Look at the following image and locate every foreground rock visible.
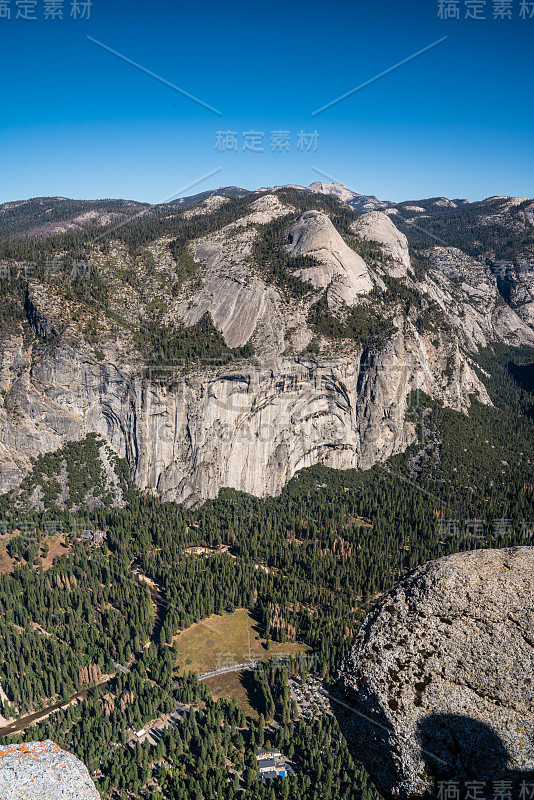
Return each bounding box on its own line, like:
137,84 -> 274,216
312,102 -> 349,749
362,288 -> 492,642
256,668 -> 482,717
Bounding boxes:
0,740 -> 100,799
336,547 -> 534,800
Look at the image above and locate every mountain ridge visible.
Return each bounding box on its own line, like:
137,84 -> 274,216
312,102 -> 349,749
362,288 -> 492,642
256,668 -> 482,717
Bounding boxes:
0,182 -> 533,506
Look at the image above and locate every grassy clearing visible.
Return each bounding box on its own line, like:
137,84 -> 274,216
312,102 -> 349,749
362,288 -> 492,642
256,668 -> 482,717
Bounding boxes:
173,608 -> 307,676
39,536 -> 69,570
0,546 -> 15,575
0,534 -> 69,575
203,671 -> 261,720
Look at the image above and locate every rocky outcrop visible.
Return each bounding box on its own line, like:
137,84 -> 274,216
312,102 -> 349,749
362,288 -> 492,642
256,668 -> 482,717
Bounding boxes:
182,194 -> 229,219
500,259 -> 534,328
0,304 -> 488,505
351,211 -> 411,278
0,740 -> 100,799
336,547 -> 534,800
25,289 -> 60,340
175,194 -> 297,355
423,247 -> 534,350
285,210 -> 374,307
307,181 -> 390,213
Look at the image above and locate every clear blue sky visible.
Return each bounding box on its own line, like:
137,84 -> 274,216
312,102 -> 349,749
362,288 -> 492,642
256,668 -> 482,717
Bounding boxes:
1,0 -> 533,203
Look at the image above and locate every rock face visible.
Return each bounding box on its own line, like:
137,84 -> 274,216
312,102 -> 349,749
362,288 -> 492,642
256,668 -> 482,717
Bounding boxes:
0,187 -> 532,506
0,321 -> 488,506
423,247 -> 534,351
285,210 -> 374,305
351,211 -> 411,278
307,181 -> 390,213
336,547 -> 534,800
0,740 -> 100,799
0,199 -> 494,505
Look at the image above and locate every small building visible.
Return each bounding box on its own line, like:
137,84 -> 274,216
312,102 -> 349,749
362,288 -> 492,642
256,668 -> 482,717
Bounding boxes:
261,770 -> 280,783
257,748 -> 281,760
79,528 -> 106,546
256,748 -> 290,781
257,758 -> 276,773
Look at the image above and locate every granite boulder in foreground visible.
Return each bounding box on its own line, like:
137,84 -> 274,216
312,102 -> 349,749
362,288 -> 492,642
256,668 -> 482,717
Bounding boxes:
336,547 -> 534,799
0,740 -> 100,799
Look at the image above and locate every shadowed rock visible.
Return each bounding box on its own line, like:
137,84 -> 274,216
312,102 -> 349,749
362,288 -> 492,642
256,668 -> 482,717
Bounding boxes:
417,714 -> 534,791
335,547 -> 534,800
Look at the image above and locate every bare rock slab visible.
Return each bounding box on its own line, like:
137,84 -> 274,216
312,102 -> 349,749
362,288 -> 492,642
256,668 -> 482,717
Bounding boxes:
336,547 -> 534,799
0,740 -> 100,799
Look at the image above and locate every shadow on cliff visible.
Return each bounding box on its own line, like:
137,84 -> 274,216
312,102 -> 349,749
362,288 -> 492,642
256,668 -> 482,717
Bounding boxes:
418,714 -> 534,792
334,697 -> 534,800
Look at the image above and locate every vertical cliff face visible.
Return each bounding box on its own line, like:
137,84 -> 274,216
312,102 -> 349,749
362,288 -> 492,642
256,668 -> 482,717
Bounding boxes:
0,311 -> 487,506
131,327 -> 488,506
0,740 -> 100,799
0,187 -> 532,505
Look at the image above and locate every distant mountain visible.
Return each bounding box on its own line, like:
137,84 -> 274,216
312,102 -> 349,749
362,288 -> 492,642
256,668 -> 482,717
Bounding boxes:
167,185 -> 252,206
306,181 -> 390,213
0,197 -> 149,238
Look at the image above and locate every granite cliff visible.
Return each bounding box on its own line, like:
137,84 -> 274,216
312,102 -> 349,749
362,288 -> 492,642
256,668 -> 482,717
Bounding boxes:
336,547 -> 534,800
0,185 -> 533,505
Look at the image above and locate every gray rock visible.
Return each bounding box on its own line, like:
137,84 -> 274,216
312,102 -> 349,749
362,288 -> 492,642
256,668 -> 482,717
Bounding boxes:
351,211 -> 411,278
422,247 -> 534,350
0,319 -> 488,506
285,210 -> 374,304
336,547 -> 534,800
0,198 -> 531,507
0,740 -> 100,799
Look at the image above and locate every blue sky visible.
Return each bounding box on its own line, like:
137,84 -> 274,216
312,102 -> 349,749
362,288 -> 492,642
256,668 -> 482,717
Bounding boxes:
1,0 -> 533,203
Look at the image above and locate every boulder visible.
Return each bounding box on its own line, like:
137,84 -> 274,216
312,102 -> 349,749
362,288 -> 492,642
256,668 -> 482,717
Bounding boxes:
0,740 -> 100,799
285,210 -> 374,304
336,547 -> 534,799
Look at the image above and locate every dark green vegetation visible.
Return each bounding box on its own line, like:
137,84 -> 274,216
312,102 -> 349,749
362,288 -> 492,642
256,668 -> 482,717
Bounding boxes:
251,187 -> 377,302
9,433 -> 127,512
0,197 -> 147,240
5,663 -> 373,800
252,214 -> 316,300
136,313 -> 254,371
0,193 -> 256,262
0,274 -> 33,341
0,187 -> 446,366
394,197 -> 534,262
0,545 -> 153,716
0,189 -> 363,366
308,295 -> 396,349
0,185 -> 533,798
